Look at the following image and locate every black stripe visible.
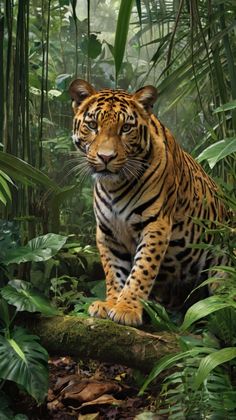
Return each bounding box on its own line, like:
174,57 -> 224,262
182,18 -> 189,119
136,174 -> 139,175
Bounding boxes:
139,124 -> 143,140
162,265 -> 175,273
136,243 -> 146,253
109,247 -> 131,262
164,182 -> 176,205
119,160 -> 163,214
76,119 -> 81,131
143,125 -> 148,141
99,222 -> 114,238
95,184 -> 112,211
133,191 -> 162,216
94,197 -> 110,223
132,212 -> 161,231
183,180 -> 189,193
173,221 -> 184,231
131,171 -> 169,216
176,247 -> 192,260
189,224 -> 195,243
113,265 -> 130,277
110,180 -> 129,194
112,178 -> 138,204
169,238 -> 185,248
182,256 -> 193,267
151,119 -> 159,135
210,202 -> 217,220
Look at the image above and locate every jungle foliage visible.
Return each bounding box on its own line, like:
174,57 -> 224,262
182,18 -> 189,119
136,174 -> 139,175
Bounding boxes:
0,0 -> 235,418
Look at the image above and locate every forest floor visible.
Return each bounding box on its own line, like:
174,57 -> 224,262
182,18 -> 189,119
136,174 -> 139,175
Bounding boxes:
12,356 -> 160,420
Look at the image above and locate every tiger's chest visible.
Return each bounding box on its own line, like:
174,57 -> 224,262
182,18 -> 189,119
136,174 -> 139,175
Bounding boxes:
94,187 -> 144,252
110,213 -> 137,254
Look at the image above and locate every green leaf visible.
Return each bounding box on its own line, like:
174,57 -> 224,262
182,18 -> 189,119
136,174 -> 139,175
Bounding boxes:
141,300 -> 177,332
113,0 -> 134,81
56,73 -> 71,90
81,34 -> 102,59
197,137 -> 236,168
213,100 -> 236,113
135,0 -> 142,26
139,347 -> 213,395
180,296 -> 236,332
194,347 -> 236,389
185,276 -> 226,300
1,280 -> 59,315
0,326 -> 48,403
0,169 -> 14,186
211,265 -> 236,276
0,169 -> 14,205
4,233 -> 67,265
0,151 -> 60,191
48,89 -> 62,98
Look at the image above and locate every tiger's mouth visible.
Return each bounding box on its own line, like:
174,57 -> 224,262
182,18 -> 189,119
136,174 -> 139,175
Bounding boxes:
92,167 -> 125,182
96,169 -> 113,175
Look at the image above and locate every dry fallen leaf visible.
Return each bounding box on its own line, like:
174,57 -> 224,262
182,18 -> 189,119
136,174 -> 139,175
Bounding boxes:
47,388 -> 56,402
79,394 -> 123,409
62,380 -> 122,403
49,356 -> 75,367
78,413 -> 101,420
55,374 -> 81,391
47,398 -> 64,411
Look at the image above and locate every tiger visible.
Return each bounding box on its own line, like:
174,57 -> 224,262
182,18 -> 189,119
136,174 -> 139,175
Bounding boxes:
69,78 -> 226,326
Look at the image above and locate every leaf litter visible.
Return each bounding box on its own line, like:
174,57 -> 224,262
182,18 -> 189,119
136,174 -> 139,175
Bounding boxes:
10,355 -> 158,419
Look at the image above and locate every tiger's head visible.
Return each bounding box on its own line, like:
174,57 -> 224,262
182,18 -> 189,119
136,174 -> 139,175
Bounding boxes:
69,79 -> 157,182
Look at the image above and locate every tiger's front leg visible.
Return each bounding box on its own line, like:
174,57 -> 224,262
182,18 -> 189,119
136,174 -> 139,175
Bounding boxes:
88,225 -> 132,320
108,222 -> 171,326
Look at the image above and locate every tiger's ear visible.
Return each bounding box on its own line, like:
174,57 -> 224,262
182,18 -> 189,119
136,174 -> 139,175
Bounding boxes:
69,79 -> 96,113
133,85 -> 157,111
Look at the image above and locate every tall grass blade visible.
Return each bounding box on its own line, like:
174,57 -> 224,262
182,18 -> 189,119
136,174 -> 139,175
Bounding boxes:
194,348 -> 236,390
113,0 -> 134,83
197,137 -> 236,168
139,347 -> 213,395
0,151 -> 60,191
181,296 -> 236,332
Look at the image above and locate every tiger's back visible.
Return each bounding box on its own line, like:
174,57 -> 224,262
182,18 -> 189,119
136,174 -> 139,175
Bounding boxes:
69,79 -> 226,326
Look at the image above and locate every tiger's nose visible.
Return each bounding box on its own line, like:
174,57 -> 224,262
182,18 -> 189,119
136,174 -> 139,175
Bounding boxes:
97,152 -> 117,163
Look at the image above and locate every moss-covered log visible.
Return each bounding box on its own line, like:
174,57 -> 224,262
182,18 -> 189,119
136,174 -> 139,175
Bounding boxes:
27,315 -> 180,371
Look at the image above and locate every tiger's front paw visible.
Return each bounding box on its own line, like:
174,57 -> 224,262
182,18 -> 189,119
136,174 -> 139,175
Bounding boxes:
108,301 -> 143,326
88,300 -> 116,320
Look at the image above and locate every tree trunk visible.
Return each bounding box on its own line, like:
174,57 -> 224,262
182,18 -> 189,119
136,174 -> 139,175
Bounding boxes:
28,315 -> 180,371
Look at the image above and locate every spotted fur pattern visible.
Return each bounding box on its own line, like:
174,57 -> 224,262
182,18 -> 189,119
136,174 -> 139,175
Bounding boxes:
69,79 -> 226,326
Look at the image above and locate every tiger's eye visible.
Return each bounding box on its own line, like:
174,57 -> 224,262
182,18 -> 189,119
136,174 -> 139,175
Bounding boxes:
87,121 -> 97,130
121,123 -> 132,133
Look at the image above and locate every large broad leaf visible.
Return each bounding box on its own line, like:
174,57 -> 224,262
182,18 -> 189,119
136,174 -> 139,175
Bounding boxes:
80,34 -> 102,59
4,233 -> 67,265
1,280 -> 59,315
0,151 -> 60,191
180,296 -> 236,332
0,327 -> 48,403
197,137 -> 236,168
194,347 -> 236,390
113,0 -> 134,81
0,169 -> 14,206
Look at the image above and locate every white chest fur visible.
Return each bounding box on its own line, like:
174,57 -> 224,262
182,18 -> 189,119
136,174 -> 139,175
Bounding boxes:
110,211 -> 137,254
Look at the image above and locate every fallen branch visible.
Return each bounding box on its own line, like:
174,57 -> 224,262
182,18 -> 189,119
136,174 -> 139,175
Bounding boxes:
27,315 -> 180,371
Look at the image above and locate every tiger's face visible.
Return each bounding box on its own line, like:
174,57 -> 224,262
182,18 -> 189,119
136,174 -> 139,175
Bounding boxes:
69,79 -> 157,182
